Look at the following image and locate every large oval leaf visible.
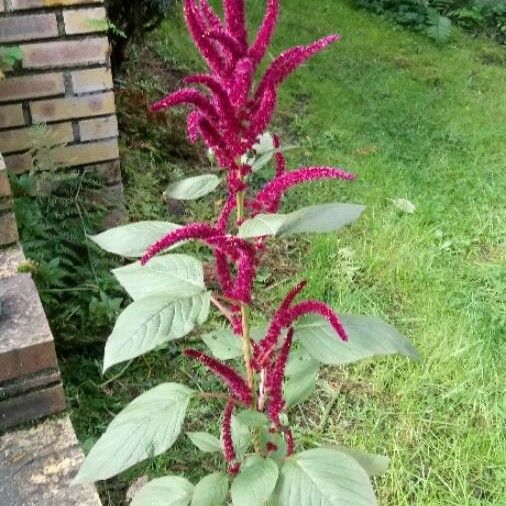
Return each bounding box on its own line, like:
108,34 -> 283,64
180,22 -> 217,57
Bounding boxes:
202,326 -> 266,361
74,384 -> 193,483
132,476 -> 194,506
90,221 -> 181,258
164,174 -> 220,200
239,203 -> 365,239
113,254 -> 205,301
295,314 -> 420,366
334,447 -> 389,477
187,432 -> 222,453
231,456 -> 279,506
275,448 -> 377,506
284,349 -> 320,407
202,329 -> 243,360
104,292 -> 210,371
191,472 -> 228,506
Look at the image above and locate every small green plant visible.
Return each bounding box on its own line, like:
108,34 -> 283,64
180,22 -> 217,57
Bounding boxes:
12,125 -> 124,347
0,46 -> 22,78
75,1 -> 419,504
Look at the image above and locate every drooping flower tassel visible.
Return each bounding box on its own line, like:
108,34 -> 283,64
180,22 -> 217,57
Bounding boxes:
252,166 -> 356,213
221,399 -> 241,475
184,349 -> 253,405
266,329 -> 294,426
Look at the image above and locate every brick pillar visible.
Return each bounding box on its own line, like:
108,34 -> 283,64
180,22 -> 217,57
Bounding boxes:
0,0 -> 124,224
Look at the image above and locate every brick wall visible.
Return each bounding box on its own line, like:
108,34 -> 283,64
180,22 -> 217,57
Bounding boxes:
0,0 -> 123,219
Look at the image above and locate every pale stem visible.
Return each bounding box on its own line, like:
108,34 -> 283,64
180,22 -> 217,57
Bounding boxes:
210,293 -> 236,327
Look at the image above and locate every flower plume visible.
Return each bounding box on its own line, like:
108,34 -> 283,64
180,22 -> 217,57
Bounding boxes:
184,349 -> 252,405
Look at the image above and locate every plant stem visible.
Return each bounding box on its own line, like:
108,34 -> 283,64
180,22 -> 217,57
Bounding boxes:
235,161 -> 255,397
235,161 -> 262,455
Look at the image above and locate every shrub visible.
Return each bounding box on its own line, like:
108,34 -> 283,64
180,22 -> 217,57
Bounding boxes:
75,1 -> 419,503
105,0 -> 173,69
355,0 -> 506,43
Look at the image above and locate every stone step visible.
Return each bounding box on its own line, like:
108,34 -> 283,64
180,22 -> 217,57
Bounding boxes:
0,415 -> 102,505
0,245 -> 67,430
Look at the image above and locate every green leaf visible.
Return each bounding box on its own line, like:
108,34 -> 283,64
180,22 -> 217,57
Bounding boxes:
284,350 -> 320,407
202,326 -> 266,360
90,221 -> 181,257
334,447 -> 389,477
427,15 -> 452,43
132,476 -> 194,506
231,415 -> 252,459
236,410 -> 269,428
391,198 -> 416,214
113,254 -> 205,301
164,174 -> 220,200
231,456 -> 279,506
295,314 -> 420,366
74,384 -> 193,483
202,329 -> 243,360
191,472 -> 228,506
187,432 -> 222,453
275,448 -> 377,505
258,428 -> 288,462
104,292 -> 210,371
239,203 -> 365,239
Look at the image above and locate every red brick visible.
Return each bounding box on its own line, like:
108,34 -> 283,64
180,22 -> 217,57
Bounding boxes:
0,122 -> 74,154
64,7 -> 107,35
79,115 -> 118,141
31,91 -> 115,123
10,0 -> 103,10
21,38 -> 110,69
4,152 -> 33,174
52,138 -> 119,167
0,14 -> 58,43
71,67 -> 113,94
0,104 -> 25,129
0,73 -> 65,102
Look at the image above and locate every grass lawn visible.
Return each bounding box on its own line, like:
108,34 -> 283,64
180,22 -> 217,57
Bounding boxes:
61,1 -> 505,504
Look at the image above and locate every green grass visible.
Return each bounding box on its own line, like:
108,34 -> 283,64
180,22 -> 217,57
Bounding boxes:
62,1 -> 505,504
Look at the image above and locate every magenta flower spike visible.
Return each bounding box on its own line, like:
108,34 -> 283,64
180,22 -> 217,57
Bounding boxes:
286,301 -> 349,342
248,0 -> 280,64
224,0 -> 248,50
183,0 -> 227,75
273,133 -> 286,176
184,349 -> 253,405
141,223 -> 219,265
199,0 -> 223,31
255,35 -> 341,100
253,166 -> 356,213
150,88 -> 220,121
267,328 -> 294,425
230,57 -> 255,108
222,399 -> 237,466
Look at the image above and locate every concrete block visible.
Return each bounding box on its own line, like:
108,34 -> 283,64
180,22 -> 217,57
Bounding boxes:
0,274 -> 57,383
0,416 -> 102,504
